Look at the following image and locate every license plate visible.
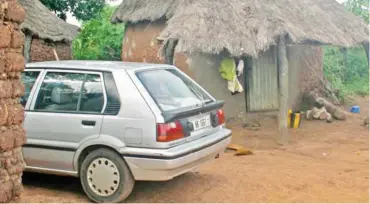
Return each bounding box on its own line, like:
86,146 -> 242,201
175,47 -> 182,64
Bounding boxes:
191,115 -> 211,131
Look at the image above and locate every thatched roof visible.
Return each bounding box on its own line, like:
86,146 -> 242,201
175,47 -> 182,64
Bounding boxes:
112,0 -> 369,57
19,0 -> 80,43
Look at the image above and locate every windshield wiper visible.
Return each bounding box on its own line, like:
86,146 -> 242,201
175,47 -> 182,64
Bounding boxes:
204,99 -> 213,104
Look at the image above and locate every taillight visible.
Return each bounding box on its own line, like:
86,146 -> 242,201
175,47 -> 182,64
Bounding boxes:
217,109 -> 225,125
157,121 -> 184,142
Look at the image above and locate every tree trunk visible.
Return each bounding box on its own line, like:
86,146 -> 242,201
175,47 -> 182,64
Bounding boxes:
0,0 -> 27,202
362,41 -> 369,65
277,36 -> 289,145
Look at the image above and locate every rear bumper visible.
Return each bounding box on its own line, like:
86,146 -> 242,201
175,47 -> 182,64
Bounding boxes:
121,128 -> 231,181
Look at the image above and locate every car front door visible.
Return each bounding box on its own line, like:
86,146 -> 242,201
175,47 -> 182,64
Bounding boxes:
23,69 -> 106,173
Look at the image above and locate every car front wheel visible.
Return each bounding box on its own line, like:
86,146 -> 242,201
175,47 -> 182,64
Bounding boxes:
80,148 -> 135,203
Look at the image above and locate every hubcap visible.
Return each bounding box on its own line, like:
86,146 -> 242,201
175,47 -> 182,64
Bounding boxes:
87,158 -> 120,197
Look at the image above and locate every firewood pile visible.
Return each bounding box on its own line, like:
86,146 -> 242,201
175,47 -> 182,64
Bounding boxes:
306,97 -> 347,123
0,0 -> 26,202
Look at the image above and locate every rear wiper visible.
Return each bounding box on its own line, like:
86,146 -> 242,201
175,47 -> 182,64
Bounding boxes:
203,99 -> 213,105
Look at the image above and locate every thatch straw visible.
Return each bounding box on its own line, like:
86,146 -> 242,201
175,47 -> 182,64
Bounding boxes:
111,0 -> 177,23
19,0 -> 80,43
112,0 -> 368,57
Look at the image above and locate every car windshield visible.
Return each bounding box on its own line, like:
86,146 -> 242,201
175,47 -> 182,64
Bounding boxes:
136,69 -> 213,112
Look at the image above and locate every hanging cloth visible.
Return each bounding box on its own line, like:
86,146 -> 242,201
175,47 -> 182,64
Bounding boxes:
237,59 -> 244,77
219,58 -> 243,94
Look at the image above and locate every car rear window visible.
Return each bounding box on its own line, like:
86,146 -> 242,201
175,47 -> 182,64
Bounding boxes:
136,69 -> 213,112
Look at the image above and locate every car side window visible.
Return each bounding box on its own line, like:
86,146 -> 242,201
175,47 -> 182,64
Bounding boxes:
79,74 -> 105,113
21,71 -> 41,107
34,72 -> 85,112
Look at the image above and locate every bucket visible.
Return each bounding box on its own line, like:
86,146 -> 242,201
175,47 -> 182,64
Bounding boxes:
288,109 -> 303,128
350,105 -> 360,113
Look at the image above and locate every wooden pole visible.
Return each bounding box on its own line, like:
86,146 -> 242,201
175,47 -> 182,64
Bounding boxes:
164,39 -> 178,65
277,36 -> 289,145
23,34 -> 32,63
53,48 -> 59,61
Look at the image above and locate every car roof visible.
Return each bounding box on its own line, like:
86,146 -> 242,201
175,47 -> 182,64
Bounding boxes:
26,60 -> 173,71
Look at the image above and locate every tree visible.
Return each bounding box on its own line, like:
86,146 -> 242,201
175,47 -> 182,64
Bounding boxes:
72,6 -> 125,61
322,0 -> 369,100
40,0 -> 114,21
344,0 -> 369,23
343,0 -> 369,63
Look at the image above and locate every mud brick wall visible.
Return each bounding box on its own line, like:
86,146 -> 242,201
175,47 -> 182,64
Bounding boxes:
0,0 -> 26,202
30,38 -> 73,62
122,22 -> 194,78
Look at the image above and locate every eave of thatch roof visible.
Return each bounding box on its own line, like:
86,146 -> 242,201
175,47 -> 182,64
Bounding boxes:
112,0 -> 369,57
19,0 -> 80,43
111,0 -> 177,23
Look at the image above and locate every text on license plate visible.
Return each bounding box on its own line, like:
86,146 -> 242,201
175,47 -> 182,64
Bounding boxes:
192,115 -> 211,131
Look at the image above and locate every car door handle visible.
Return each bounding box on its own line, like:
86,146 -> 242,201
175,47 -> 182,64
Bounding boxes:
81,120 -> 96,126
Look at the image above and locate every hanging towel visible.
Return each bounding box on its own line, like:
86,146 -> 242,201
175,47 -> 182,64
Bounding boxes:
237,59 -> 244,77
220,58 -> 243,94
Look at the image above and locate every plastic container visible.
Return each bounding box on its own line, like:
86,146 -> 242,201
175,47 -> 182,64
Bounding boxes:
288,110 -> 303,128
350,106 -> 360,113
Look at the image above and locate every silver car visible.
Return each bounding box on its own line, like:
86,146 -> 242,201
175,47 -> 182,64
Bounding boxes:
21,61 -> 232,203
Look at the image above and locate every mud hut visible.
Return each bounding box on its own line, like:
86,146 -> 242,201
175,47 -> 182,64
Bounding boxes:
112,0 -> 368,143
18,0 -> 79,63
0,0 -> 27,202
112,0 -> 368,112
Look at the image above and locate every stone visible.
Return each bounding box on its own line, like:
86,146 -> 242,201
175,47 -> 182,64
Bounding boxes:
0,80 -> 12,99
0,126 -> 14,151
0,168 -> 10,183
0,57 -> 5,74
11,79 -> 25,98
11,29 -> 24,49
0,103 -> 9,126
5,52 -> 25,73
13,125 -> 26,147
6,103 -> 24,125
0,25 -> 11,48
0,180 -> 12,203
7,160 -> 23,175
5,1 -> 25,23
12,176 -> 23,197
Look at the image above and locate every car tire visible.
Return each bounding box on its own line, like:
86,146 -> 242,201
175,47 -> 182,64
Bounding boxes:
80,148 -> 135,203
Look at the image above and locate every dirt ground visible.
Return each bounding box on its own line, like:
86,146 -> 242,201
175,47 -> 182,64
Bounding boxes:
18,96 -> 369,203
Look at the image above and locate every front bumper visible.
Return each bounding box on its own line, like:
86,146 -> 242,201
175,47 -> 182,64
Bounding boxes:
121,128 -> 231,181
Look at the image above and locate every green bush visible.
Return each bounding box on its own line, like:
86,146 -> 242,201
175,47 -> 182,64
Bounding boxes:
72,6 -> 125,61
323,46 -> 369,100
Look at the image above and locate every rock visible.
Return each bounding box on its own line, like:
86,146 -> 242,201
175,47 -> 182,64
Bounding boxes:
306,110 -> 314,120
326,113 -> 333,123
316,97 -> 347,120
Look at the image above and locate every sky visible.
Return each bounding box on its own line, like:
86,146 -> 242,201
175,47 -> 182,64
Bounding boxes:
66,0 -> 347,27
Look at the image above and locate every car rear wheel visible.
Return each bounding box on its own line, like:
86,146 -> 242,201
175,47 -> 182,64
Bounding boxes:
80,148 -> 135,203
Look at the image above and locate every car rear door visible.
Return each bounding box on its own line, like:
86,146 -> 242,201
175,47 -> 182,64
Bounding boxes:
23,69 -> 106,172
126,66 -> 225,147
